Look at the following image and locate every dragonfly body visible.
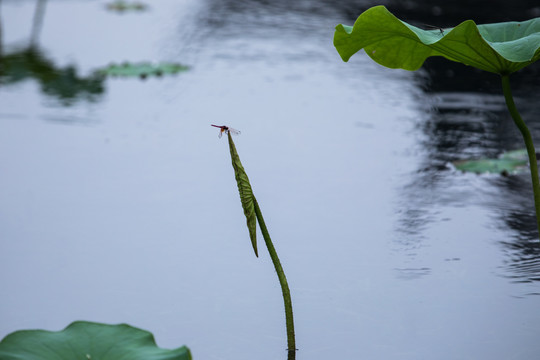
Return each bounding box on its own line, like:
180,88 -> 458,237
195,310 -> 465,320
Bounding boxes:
422,23 -> 445,35
211,124 -> 241,138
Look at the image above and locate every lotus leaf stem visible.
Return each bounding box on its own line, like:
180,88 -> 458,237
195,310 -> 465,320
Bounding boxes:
253,198 -> 296,357
501,74 -> 540,235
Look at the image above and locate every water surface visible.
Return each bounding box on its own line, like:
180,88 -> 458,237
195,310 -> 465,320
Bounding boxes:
1,1 -> 540,359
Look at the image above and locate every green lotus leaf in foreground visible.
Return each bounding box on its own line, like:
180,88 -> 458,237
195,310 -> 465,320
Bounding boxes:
96,62 -> 189,79
334,5 -> 540,74
0,321 -> 192,360
453,149 -> 530,174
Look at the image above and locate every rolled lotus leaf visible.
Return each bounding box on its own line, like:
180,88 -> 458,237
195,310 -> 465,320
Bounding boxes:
227,131 -> 258,257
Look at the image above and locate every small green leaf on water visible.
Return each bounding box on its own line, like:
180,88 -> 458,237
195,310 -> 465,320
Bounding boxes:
96,62 -> 189,79
500,149 -> 528,160
106,1 -> 148,12
227,131 -> 258,257
453,149 -> 530,174
0,321 -> 192,360
334,5 -> 540,74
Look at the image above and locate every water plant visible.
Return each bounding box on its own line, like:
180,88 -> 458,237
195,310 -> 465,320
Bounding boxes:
105,1 -> 148,13
0,321 -> 191,360
453,149 -> 532,175
211,125 -> 296,358
334,5 -> 540,233
96,62 -> 189,79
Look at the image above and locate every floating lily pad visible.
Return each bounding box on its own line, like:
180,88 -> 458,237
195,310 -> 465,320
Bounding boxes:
453,149 -> 531,175
499,149 -> 529,160
0,321 -> 192,360
96,62 -> 189,79
106,1 -> 148,12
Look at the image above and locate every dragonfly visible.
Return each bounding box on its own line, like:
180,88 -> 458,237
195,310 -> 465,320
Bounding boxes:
422,23 -> 446,35
211,124 -> 241,138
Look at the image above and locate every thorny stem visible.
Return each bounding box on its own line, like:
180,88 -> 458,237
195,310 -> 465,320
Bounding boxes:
501,74 -> 540,236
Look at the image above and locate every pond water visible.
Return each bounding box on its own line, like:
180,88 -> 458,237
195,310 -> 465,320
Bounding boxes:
1,0 -> 540,359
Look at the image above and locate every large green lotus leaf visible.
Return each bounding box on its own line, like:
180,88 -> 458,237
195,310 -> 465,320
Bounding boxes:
453,149 -> 529,174
334,5 -> 540,74
0,321 -> 192,360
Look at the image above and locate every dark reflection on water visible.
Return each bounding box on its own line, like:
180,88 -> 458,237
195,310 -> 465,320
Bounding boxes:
418,66 -> 540,281
190,0 -> 356,64
0,0 -> 105,106
202,0 -> 350,25
30,0 -> 47,48
493,175 -> 540,282
397,78 -> 540,281
344,0 -> 540,282
501,222 -> 540,283
0,47 -> 105,105
380,0 -> 540,24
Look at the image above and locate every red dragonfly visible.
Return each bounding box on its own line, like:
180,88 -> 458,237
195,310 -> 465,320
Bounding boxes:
211,124 -> 241,138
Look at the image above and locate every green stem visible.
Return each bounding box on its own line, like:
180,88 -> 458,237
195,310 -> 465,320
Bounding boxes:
253,198 -> 296,356
501,74 -> 540,235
